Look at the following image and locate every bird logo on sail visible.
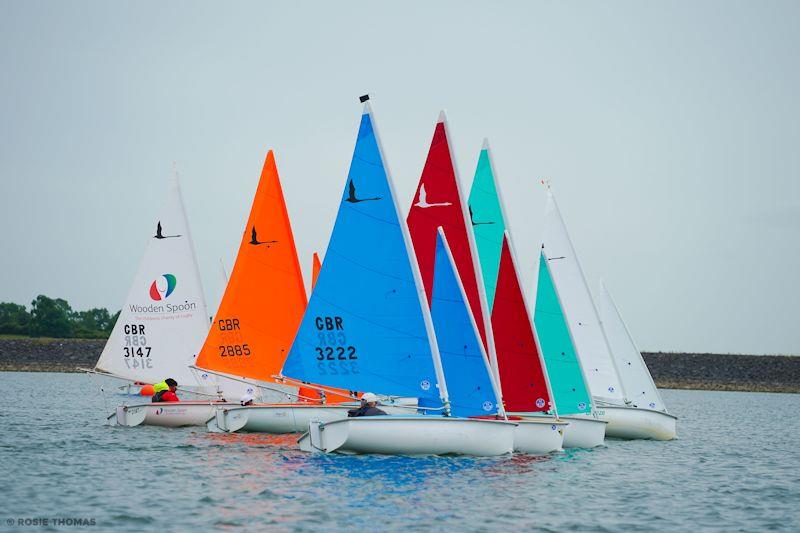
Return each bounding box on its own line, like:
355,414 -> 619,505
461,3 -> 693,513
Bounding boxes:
149,274 -> 177,301
414,184 -> 451,209
345,179 -> 381,203
154,221 -> 181,239
468,206 -> 494,226
249,226 -> 278,248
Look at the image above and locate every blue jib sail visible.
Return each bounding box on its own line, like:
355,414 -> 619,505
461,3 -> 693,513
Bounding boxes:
281,108 -> 441,406
430,229 -> 499,418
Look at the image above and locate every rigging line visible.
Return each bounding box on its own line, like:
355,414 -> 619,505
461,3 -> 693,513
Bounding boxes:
191,366 -> 334,403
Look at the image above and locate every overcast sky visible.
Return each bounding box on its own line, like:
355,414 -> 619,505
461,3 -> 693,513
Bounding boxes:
1,1 -> 798,355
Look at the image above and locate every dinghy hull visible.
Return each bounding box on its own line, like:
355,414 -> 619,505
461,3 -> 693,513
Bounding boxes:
509,413 -> 606,448
299,416 -> 516,456
597,405 -> 677,441
206,402 -> 415,434
560,416 -> 607,448
206,404 -> 353,434
109,401 -> 239,428
512,419 -> 567,454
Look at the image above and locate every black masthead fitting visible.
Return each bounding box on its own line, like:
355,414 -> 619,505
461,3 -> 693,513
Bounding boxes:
359,94 -> 370,103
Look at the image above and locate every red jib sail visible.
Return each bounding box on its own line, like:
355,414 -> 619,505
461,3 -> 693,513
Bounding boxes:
406,114 -> 490,350
491,236 -> 552,412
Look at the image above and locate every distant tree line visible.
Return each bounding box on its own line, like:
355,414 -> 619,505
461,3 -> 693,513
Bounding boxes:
0,295 -> 120,339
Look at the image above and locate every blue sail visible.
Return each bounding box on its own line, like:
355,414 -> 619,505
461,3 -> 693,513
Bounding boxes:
430,230 -> 499,417
282,108 -> 441,407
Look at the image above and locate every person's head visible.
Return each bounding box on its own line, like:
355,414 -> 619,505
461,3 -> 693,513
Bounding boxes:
361,392 -> 379,407
165,378 -> 178,392
240,394 -> 255,406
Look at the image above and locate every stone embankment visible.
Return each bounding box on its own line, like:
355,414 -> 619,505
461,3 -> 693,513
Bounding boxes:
0,338 -> 798,393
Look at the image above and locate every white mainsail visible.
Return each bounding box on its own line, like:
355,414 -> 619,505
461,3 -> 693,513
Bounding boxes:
599,281 -> 668,412
94,171 -> 210,387
541,190 -> 625,405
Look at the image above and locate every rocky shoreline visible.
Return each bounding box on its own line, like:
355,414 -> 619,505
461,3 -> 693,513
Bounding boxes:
0,338 -> 798,393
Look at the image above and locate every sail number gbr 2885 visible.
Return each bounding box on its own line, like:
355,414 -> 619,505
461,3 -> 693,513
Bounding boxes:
216,318 -> 251,357
314,316 -> 358,375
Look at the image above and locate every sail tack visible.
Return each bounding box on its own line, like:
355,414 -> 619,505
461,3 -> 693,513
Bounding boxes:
541,191 -> 624,405
431,229 -> 501,417
281,106 -> 442,406
95,173 -> 210,386
599,282 -> 667,412
534,251 -> 593,415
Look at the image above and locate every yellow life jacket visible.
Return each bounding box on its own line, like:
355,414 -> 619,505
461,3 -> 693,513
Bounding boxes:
152,381 -> 169,394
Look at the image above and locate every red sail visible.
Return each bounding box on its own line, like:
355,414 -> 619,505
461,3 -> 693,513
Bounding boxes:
406,118 -> 488,348
492,237 -> 552,412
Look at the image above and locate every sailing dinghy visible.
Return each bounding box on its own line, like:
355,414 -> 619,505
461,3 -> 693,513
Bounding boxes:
199,151 -> 366,434
534,251 -> 607,447
466,141 -> 602,447
290,100 -> 515,456
95,169 -> 239,427
541,188 -> 675,440
598,281 -> 677,440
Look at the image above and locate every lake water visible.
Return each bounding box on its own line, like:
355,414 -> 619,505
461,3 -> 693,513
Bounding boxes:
1,372 -> 798,531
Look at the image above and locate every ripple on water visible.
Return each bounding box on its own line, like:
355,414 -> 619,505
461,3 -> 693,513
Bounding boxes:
1,373 -> 800,530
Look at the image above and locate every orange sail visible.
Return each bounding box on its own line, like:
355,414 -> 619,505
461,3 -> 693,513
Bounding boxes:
311,252 -> 322,289
195,151 -> 307,383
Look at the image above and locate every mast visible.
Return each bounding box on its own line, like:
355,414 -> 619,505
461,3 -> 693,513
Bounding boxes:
438,112 -> 502,414
503,229 -> 559,418
480,138 -> 560,415
366,98 -> 450,414
437,227 -> 505,417
538,248 -> 598,416
543,186 -> 626,405
172,163 -> 210,341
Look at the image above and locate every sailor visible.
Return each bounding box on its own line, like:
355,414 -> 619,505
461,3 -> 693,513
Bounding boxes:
151,378 -> 179,403
347,392 -> 387,417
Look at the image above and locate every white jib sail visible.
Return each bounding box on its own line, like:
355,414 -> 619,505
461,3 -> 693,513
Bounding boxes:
94,171 -> 210,387
541,190 -> 625,405
599,281 -> 668,412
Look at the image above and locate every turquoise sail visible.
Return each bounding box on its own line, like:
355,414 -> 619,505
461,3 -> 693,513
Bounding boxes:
533,252 -> 592,415
467,143 -> 506,311
430,230 -> 499,417
281,108 -> 441,406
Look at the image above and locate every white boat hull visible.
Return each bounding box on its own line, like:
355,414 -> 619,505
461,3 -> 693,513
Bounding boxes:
597,405 -> 677,440
298,416 -> 516,456
109,401 -> 239,428
509,412 -> 607,448
512,418 -> 567,454
560,416 -> 607,448
206,404 -> 354,434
